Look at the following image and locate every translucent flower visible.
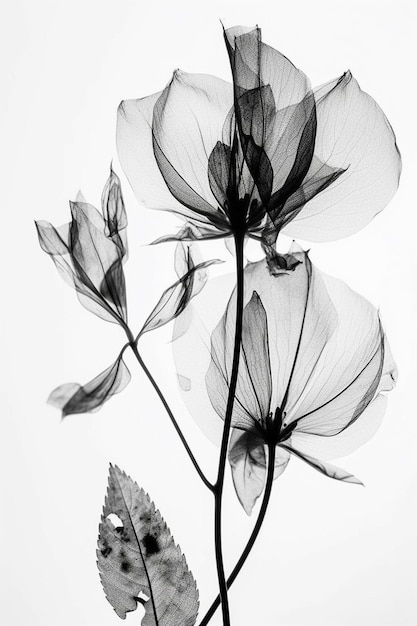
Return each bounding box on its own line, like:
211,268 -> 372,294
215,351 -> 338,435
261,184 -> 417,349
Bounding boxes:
117,25 -> 400,249
36,166 -> 129,325
174,246 -> 397,514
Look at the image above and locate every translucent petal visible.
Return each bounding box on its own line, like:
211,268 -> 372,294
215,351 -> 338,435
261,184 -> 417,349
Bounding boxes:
205,291 -> 272,430
224,26 -> 310,110
286,272 -> 397,436
228,429 -> 267,515
242,254 -> 338,413
291,394 -> 388,460
101,165 -> 128,251
228,429 -> 290,515
117,90 -> 187,215
36,219 -> 121,323
224,26 -> 316,196
152,71 -> 234,223
284,72 -> 401,241
48,352 -> 131,417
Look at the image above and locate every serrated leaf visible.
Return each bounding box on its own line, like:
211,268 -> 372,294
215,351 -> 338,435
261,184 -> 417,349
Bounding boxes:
97,465 -> 199,625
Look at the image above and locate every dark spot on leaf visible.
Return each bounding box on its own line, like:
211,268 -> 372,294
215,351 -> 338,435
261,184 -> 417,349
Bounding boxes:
143,533 -> 160,556
121,560 -> 131,573
101,544 -> 112,558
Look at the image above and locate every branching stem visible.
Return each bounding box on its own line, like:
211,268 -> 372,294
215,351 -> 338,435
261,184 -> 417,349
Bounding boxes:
212,233 -> 245,626
200,442 -> 276,626
126,331 -> 214,492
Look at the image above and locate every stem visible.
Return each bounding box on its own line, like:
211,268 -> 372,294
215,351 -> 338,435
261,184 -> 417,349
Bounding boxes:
200,442 -> 276,626
128,338 -> 214,492
213,233 -> 245,626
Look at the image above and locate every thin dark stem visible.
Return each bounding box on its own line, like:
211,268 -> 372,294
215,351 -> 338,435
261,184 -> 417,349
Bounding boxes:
213,233 -> 245,626
128,337 -> 214,492
200,442 -> 276,626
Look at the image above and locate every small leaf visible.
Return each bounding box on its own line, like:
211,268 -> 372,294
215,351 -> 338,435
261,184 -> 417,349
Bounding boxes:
139,258 -> 222,337
98,465 -> 199,625
279,444 -> 363,485
48,352 -> 131,417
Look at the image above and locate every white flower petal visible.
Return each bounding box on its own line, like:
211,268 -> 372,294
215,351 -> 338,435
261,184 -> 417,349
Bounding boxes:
284,72 -> 401,241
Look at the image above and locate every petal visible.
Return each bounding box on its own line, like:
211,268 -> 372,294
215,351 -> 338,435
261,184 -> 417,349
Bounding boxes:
291,393 -> 388,460
117,90 -> 186,214
101,165 -> 128,250
48,352 -> 131,417
152,71 -> 234,223
69,201 -> 127,322
173,273 -> 236,445
36,219 -> 122,324
280,443 -> 363,485
224,26 -> 310,111
205,290 -> 273,430
224,26 -> 316,196
284,72 -> 401,241
288,271 -> 397,437
228,429 -> 267,515
229,429 -> 290,515
242,252 -> 338,413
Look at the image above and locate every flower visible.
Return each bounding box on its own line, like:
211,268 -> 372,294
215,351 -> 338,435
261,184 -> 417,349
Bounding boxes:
174,246 -> 397,514
117,25 -> 400,249
36,166 -> 129,325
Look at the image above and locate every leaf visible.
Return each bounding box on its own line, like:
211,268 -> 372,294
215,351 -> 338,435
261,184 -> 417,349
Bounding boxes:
139,258 -> 222,337
48,351 -> 131,417
98,465 -> 199,625
279,444 -> 363,485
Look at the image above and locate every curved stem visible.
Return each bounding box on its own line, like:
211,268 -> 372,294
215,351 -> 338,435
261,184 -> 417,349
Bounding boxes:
128,339 -> 214,492
200,442 -> 276,626
213,233 -> 245,626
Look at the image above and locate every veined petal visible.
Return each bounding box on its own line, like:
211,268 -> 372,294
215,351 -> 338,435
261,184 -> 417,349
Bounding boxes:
117,90 -> 187,215
48,352 -> 131,417
101,165 -> 128,250
228,429 -> 291,515
69,201 -> 127,322
228,429 -> 267,515
291,393 -> 388,460
286,271 -> 397,437
152,70 -> 233,223
284,71 -> 401,241
224,26 -> 310,111
35,219 -> 122,324
205,291 -> 273,430
224,26 -> 316,201
242,252 -> 338,412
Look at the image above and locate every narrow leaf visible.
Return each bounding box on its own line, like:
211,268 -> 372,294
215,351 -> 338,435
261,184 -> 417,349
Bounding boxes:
279,444 -> 363,485
98,465 -> 199,625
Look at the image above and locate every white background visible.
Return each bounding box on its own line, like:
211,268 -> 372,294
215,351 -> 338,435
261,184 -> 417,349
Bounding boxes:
1,0 -> 416,624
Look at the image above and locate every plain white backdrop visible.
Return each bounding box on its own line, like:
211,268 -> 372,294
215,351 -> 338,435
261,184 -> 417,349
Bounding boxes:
1,0 -> 416,624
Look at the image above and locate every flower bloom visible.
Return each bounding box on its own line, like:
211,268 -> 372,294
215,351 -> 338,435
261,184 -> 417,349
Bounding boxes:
174,246 -> 397,514
117,26 -> 400,250
36,167 -> 129,325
